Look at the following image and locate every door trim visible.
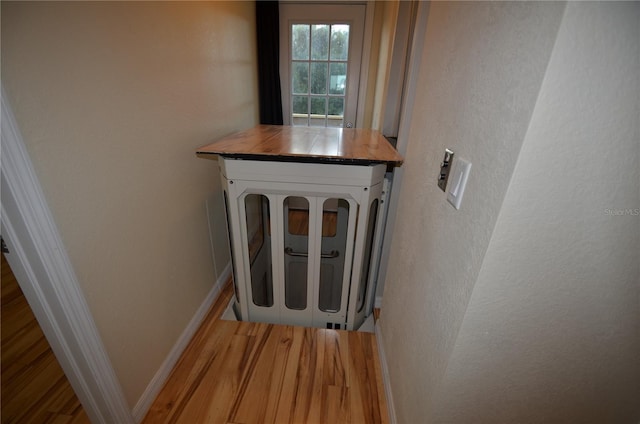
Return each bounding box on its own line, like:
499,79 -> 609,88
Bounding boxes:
0,87 -> 134,423
356,0 -> 376,128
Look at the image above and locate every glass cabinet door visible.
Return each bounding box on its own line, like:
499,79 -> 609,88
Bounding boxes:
283,196 -> 309,310
318,198 -> 350,313
244,194 -> 273,308
356,199 -> 379,313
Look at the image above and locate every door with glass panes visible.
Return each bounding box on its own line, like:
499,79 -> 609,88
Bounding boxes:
280,4 -> 365,128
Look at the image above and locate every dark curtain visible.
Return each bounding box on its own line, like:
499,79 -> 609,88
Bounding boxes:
256,1 -> 284,125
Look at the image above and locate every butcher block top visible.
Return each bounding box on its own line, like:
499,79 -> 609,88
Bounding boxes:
196,125 -> 403,166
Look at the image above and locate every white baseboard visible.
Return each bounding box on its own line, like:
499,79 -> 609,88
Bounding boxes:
132,263 -> 231,422
375,324 -> 397,424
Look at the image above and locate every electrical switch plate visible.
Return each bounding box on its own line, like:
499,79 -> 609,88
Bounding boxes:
437,149 -> 454,191
447,158 -> 471,210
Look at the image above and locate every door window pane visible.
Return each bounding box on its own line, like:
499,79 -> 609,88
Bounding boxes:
330,25 -> 349,61
327,98 -> 344,128
329,63 -> 347,95
310,98 -> 327,127
292,25 -> 310,60
311,25 -> 329,60
328,98 -> 344,118
292,62 -> 309,94
310,98 -> 326,115
292,96 -> 308,126
310,63 -> 328,95
292,96 -> 308,114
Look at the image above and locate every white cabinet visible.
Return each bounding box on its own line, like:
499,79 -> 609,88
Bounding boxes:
198,125 -> 403,330
220,158 -> 385,331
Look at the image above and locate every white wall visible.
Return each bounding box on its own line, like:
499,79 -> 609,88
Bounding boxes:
381,1 -> 639,422
1,1 -> 258,407
431,2 -> 640,422
378,2 -> 566,422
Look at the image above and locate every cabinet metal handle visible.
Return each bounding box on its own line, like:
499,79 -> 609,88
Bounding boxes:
284,247 -> 339,259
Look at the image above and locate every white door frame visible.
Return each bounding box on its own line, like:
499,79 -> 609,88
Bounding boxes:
0,87 -> 134,423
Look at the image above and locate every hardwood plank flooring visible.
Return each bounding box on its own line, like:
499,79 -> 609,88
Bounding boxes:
143,282 -> 388,424
1,253 -> 89,424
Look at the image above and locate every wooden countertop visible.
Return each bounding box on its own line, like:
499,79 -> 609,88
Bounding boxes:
196,125 -> 403,165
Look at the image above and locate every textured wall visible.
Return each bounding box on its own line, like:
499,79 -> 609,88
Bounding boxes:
1,1 -> 257,407
431,2 -> 640,422
378,2 -> 565,422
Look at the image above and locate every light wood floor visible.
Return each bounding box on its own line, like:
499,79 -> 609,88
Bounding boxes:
143,281 -> 388,424
1,253 -> 90,424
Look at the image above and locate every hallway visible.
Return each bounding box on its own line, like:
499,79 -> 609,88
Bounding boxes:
143,283 -> 388,423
